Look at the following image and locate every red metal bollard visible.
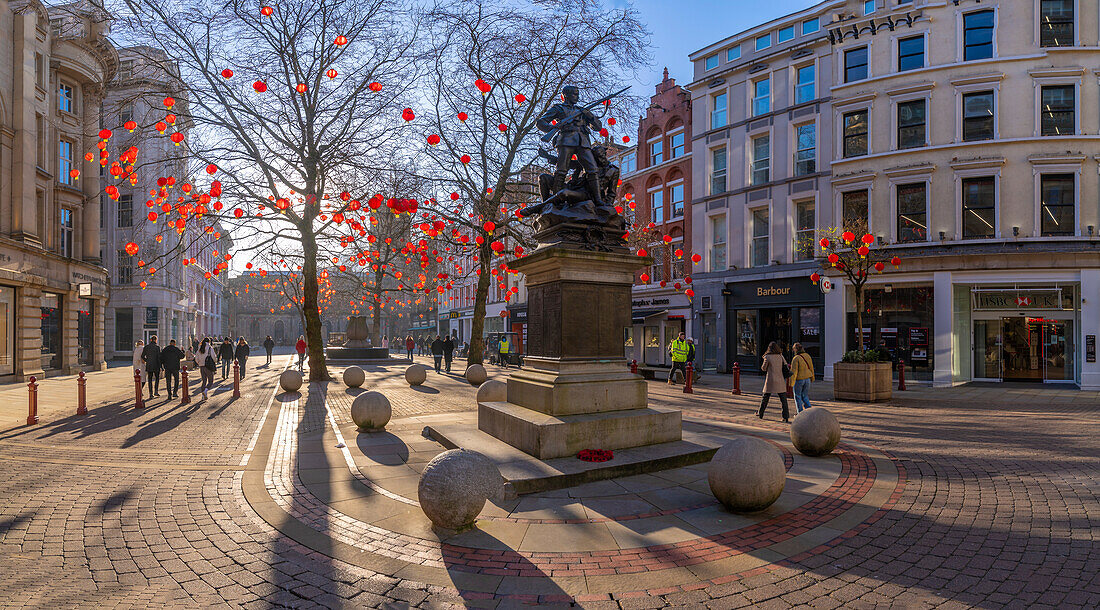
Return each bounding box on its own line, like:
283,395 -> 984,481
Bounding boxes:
683,362 -> 694,394
732,362 -> 741,395
232,360 -> 241,398
630,359 -> 638,374
134,368 -> 145,409
27,376 -> 39,426
180,366 -> 191,405
898,361 -> 907,391
77,371 -> 87,416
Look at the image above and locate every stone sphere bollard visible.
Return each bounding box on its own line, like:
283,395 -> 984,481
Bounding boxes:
417,449 -> 502,530
708,436 -> 786,513
790,407 -> 841,457
476,379 -> 507,403
351,391 -> 391,432
464,364 -> 487,386
279,369 -> 303,392
405,364 -> 427,386
342,366 -> 365,388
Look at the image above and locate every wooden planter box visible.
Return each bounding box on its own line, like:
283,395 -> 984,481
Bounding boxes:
833,362 -> 892,402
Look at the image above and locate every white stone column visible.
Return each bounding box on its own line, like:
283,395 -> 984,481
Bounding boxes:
823,281 -> 847,381
933,271 -> 954,387
1079,269 -> 1100,390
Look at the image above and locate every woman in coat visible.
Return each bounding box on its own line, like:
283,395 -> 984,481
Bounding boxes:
132,340 -> 146,386
790,342 -> 814,414
234,337 -> 250,379
195,337 -> 218,400
759,341 -> 791,423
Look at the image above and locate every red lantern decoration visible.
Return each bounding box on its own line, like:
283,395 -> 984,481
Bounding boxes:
253,81 -> 267,93
147,211 -> 158,222
326,69 -> 338,79
98,129 -> 112,140
891,256 -> 901,268
170,132 -> 184,145
857,245 -> 870,258
163,96 -> 175,109
123,120 -> 137,132
599,128 -> 608,137
155,121 -> 167,133
607,117 -> 617,126
483,221 -> 496,233
498,123 -> 508,132
514,93 -> 526,103
233,208 -> 244,218
640,273 -> 650,283
842,231 -> 855,243
260,6 -> 273,16
874,261 -> 885,272
334,35 -> 348,46
295,83 -> 308,93
691,253 -> 702,263
622,136 -> 630,143
368,81 -> 382,92
457,112 -> 468,122
125,242 -> 139,256
827,253 -> 840,265
810,272 -> 820,285
206,164 -> 217,175
861,233 -> 875,245
401,108 -> 415,121
474,79 -> 491,94
685,288 -> 695,297
460,154 -> 471,164
819,237 -> 830,249
637,248 -> 647,257
221,68 -> 233,79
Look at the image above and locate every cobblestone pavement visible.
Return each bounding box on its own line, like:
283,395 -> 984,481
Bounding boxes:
0,355 -> 1096,608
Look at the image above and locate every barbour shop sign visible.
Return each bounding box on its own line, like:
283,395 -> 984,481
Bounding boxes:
757,286 -> 791,297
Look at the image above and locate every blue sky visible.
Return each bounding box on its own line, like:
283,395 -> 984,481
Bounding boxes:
616,0 -> 817,94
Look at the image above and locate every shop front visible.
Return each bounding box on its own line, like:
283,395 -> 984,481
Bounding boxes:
967,285 -> 1077,383
627,292 -> 692,366
845,284 -> 935,382
725,277 -> 824,375
506,305 -> 527,354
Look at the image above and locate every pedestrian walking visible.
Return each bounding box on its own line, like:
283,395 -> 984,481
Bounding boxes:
160,339 -> 184,399
431,335 -> 444,373
442,334 -> 455,372
132,339 -> 146,393
667,331 -> 689,384
218,337 -> 234,380
295,335 -> 307,371
235,337 -> 250,379
405,335 -> 415,360
791,343 -> 814,414
498,335 -> 511,369
758,341 -> 791,423
263,335 -> 275,365
381,335 -> 389,350
196,338 -> 218,400
190,335 -> 199,353
141,335 -> 163,398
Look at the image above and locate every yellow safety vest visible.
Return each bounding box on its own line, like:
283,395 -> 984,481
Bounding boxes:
499,340 -> 509,354
670,339 -> 689,362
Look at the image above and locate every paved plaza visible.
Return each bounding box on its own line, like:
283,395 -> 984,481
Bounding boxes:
0,357 -> 1096,608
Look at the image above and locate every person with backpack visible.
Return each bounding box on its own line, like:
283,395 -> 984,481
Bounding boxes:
196,338 -> 218,400
263,335 -> 275,365
791,343 -> 814,414
218,337 -> 234,380
759,341 -> 791,423
235,337 -> 250,379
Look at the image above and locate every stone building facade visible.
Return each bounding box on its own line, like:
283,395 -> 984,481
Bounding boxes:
225,275 -> 303,347
0,0 -> 114,380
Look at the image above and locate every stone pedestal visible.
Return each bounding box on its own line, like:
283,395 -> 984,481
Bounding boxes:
477,247 -> 682,459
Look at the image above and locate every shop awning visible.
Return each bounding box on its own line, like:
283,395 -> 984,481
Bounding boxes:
632,309 -> 668,324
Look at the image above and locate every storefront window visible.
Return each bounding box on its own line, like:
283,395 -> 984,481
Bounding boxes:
847,286 -> 935,381
0,287 -> 14,375
703,313 -> 718,370
644,326 -> 660,348
736,311 -> 758,356
41,293 -> 62,370
78,299 -> 93,365
115,308 -> 133,352
623,327 -> 634,347
798,307 -> 822,364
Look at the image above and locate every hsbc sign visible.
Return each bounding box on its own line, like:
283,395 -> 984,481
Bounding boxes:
973,290 -> 1063,311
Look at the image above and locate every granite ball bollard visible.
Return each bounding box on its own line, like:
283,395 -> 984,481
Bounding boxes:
351,391 -> 391,432
417,449 -> 502,530
342,366 -> 365,388
464,364 -> 487,386
279,370 -> 303,392
790,407 -> 841,457
476,379 -> 507,403
405,364 -> 427,386
708,436 -> 786,513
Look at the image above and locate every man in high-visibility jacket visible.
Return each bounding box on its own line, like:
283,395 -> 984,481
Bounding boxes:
668,331 -> 689,385
498,337 -> 510,368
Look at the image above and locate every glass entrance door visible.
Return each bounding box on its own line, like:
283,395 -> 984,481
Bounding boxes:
973,320 -> 1002,379
997,317 -> 1075,382
1002,317 -> 1041,381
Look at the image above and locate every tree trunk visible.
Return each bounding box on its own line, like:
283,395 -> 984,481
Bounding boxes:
466,242 -> 492,366
855,285 -> 865,352
301,228 -> 328,381
370,269 -> 383,346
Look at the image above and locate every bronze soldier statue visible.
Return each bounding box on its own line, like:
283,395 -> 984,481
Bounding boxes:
536,85 -> 604,208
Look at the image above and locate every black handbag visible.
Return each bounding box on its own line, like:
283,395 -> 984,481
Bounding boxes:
204,354 -> 216,371
782,361 -> 792,379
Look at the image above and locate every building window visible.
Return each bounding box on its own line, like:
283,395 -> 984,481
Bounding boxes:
842,190 -> 869,227
794,123 -> 816,175
756,33 -> 771,51
120,102 -> 134,124
751,135 -> 770,185
650,139 -> 664,165
794,200 -> 815,260
898,35 -> 924,71
843,109 -> 869,158
711,92 -> 727,129
651,245 -> 667,283
897,99 -> 926,149
711,147 -> 727,194
962,91 -> 995,141
752,78 -> 770,116
670,183 -> 684,218
117,59 -> 134,80
962,177 -> 996,239
844,47 -> 868,83
60,208 -> 74,257
705,54 -> 718,71
621,151 -> 636,174
59,83 -> 73,113
727,45 -> 741,61
1040,0 -> 1073,47
117,250 -> 134,284
795,64 -> 815,104
778,25 -> 795,43
670,242 -> 686,278
1040,174 -> 1075,236
651,190 -> 664,224
963,10 -> 995,61
58,140 -> 73,184
670,132 -> 685,159
864,0 -> 876,16
1040,85 -> 1075,135
118,194 -> 133,227
115,308 -> 133,352
751,208 -> 769,267
710,215 -> 727,272
897,183 -> 927,243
